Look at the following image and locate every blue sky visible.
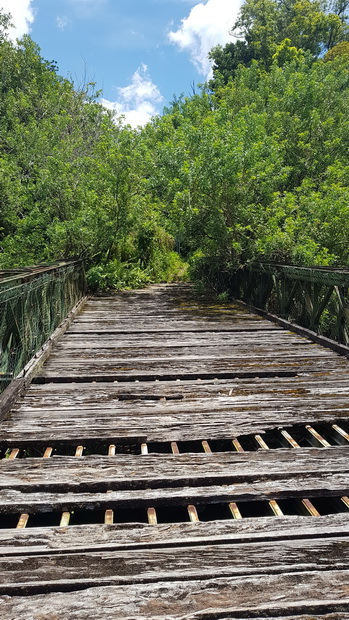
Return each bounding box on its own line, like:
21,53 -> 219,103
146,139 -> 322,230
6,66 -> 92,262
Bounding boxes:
1,0 -> 241,126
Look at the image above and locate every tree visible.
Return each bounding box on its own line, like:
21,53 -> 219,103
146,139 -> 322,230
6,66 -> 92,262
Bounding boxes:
209,0 -> 349,88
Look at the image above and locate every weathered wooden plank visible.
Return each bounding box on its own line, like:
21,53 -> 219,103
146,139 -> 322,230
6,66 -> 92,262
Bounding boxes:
231,616 -> 349,619
0,536 -> 348,592
0,421 -> 343,444
9,403 -> 349,427
0,513 -> 348,556
3,403 -> 349,443
67,321 -> 282,332
19,374 -> 349,406
74,314 -> 267,323
22,372 -> 349,390
77,305 -> 253,313
81,312 -> 249,318
0,448 -> 348,491
48,345 -> 332,361
12,392 -> 349,415
12,401 -> 349,425
60,332 -> 309,348
70,298 -> 272,324
0,472 -> 348,513
1,571 -> 349,618
55,342 -> 320,356
37,356 -> 345,380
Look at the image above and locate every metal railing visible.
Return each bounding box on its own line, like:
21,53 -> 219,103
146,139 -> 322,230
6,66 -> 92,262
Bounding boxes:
229,263 -> 349,346
0,261 -> 86,392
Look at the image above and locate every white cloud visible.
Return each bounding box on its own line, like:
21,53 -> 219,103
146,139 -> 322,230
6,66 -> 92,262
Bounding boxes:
101,64 -> 163,128
56,16 -> 70,31
0,0 -> 35,40
168,0 -> 242,78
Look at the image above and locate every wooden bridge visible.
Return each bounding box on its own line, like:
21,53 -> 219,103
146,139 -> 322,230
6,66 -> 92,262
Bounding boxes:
1,266 -> 349,618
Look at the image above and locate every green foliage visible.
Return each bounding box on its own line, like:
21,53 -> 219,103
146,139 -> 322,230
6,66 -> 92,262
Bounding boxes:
138,51 -> 349,284
324,39 -> 349,59
209,0 -> 349,87
1,2 -> 349,293
86,260 -> 151,292
0,14 -> 187,289
272,38 -> 305,65
86,251 -> 188,292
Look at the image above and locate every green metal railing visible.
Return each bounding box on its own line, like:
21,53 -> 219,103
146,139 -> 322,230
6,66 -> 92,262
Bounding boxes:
0,261 -> 86,393
229,263 -> 349,346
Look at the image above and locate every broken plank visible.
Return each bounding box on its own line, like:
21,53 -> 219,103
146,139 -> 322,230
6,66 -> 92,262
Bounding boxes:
3,406 -> 349,443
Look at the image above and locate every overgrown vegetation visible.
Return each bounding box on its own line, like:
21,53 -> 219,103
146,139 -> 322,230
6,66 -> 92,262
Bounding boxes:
0,1 -> 348,290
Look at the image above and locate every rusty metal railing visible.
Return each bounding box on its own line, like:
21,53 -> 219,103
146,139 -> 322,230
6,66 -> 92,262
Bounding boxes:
0,261 -> 86,392
228,263 -> 349,346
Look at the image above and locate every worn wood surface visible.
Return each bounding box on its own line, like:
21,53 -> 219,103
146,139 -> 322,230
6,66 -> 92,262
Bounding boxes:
0,513 -> 348,556
232,616 -> 349,619
0,448 -> 349,491
6,369 -> 349,443
0,535 -> 348,593
38,355 -> 341,380
5,375 -> 349,442
1,283 -> 349,617
0,473 -> 348,513
2,404 -> 349,442
36,288 -> 348,380
1,571 -> 349,618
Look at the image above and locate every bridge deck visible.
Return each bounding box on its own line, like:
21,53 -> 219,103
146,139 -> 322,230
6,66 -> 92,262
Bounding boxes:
1,284 -> 349,618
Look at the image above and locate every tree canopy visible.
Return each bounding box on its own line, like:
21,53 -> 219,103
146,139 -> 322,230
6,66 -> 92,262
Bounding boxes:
209,0 -> 349,88
0,2 -> 349,290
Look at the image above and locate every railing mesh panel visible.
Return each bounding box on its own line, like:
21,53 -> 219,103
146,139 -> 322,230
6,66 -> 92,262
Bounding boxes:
0,262 -> 85,392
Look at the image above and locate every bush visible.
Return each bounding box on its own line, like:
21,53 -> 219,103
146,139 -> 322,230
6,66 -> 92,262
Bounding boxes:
86,260 -> 151,292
